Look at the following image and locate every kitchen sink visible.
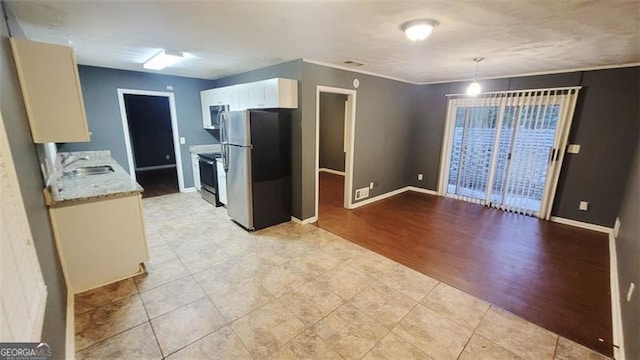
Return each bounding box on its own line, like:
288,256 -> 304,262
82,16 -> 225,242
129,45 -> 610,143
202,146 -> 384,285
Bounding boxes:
63,165 -> 114,177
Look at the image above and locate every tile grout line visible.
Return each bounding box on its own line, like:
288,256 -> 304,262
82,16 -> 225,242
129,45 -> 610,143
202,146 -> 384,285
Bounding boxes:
552,335 -> 560,359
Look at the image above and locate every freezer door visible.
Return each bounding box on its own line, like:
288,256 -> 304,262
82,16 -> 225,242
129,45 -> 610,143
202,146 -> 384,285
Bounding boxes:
226,110 -> 251,146
226,145 -> 253,229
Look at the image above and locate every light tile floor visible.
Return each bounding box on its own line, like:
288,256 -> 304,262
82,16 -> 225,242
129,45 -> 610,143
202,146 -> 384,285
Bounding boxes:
74,192 -> 610,360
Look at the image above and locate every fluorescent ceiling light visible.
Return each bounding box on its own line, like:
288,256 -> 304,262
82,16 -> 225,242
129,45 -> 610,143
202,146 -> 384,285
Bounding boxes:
143,50 -> 184,70
401,19 -> 439,41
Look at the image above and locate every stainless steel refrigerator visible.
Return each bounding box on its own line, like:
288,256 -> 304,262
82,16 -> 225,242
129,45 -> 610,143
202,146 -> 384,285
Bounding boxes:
220,110 -> 291,230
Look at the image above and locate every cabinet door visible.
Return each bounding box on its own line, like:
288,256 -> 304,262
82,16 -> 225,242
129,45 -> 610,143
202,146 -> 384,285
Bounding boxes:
216,158 -> 227,204
192,153 -> 201,190
201,90 -> 215,129
264,83 -> 278,107
10,38 -> 90,143
236,84 -> 249,110
248,85 -> 265,108
227,86 -> 239,110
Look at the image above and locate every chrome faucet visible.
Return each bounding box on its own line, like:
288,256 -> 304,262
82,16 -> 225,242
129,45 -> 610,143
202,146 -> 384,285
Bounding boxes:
62,155 -> 89,169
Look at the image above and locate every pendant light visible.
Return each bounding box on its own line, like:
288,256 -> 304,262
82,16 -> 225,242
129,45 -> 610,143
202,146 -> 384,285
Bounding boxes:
466,57 -> 483,96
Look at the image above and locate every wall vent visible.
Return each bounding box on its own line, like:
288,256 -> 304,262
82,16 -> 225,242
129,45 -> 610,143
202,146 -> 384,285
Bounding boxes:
355,187 -> 370,200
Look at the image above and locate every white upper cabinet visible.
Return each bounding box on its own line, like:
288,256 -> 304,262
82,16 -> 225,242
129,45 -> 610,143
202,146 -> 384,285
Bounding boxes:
201,78 -> 298,129
10,38 -> 90,143
243,78 -> 297,109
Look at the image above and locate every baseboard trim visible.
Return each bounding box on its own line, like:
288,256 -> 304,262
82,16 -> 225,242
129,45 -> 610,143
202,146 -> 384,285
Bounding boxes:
407,186 -> 438,196
181,187 -> 197,193
609,231 -> 625,360
549,217 -> 612,234
66,292 -> 75,359
319,168 -> 345,176
351,187 -> 408,209
291,216 -> 317,225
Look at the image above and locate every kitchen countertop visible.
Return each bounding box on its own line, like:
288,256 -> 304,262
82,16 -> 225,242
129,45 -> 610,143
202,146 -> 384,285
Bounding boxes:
189,144 -> 221,154
46,150 -> 143,207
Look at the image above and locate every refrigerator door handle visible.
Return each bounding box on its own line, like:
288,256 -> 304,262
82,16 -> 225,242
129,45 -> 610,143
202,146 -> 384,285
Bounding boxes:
220,112 -> 228,171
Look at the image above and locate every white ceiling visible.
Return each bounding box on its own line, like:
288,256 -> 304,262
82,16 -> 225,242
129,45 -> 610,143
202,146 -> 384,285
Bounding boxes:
8,1 -> 640,83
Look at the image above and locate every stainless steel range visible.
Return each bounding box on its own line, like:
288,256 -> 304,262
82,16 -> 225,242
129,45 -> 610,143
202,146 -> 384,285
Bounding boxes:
198,152 -> 223,207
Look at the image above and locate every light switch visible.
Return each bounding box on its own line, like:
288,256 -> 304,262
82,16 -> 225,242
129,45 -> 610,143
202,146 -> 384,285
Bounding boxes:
567,144 -> 581,154
179,137 -> 186,144
166,85 -> 174,91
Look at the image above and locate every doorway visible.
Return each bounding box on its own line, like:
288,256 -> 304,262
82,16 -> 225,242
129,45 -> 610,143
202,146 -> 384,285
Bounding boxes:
438,88 -> 580,219
117,89 -> 185,197
315,86 -> 356,223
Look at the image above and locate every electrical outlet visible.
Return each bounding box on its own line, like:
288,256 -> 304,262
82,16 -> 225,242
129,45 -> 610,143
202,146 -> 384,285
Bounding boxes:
567,144 -> 581,154
369,182 -> 374,190
579,201 -> 589,211
627,283 -> 635,302
614,217 -> 621,238
166,85 -> 174,91
418,173 -> 423,181
355,187 -> 370,200
179,137 -> 186,144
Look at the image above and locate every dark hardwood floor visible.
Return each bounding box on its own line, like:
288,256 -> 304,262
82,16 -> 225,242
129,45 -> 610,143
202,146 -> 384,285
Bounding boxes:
316,172 -> 612,356
136,167 -> 179,198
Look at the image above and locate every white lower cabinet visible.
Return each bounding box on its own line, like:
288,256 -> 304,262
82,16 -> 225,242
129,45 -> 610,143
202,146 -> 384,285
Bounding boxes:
216,158 -> 227,205
48,193 -> 148,294
191,153 -> 201,191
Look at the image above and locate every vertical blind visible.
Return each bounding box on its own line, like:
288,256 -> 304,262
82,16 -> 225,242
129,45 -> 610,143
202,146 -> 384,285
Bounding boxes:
440,87 -> 580,219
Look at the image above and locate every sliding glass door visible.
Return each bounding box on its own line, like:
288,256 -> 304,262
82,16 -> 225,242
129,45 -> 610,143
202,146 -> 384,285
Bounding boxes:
440,88 -> 580,219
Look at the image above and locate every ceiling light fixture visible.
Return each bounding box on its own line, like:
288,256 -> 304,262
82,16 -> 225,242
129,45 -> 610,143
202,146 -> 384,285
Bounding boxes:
466,57 -> 484,97
143,50 -> 184,70
401,19 -> 439,41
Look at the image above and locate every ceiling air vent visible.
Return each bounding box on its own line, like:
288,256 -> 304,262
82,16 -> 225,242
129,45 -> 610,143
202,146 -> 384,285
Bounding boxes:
344,60 -> 365,67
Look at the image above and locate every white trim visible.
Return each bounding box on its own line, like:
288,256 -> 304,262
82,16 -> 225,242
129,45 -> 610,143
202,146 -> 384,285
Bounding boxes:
66,292 -> 75,359
407,186 -> 438,196
319,168 -> 345,176
351,187 -> 409,209
116,88 -> 185,192
135,164 -> 177,171
291,216 -> 317,225
315,86 -> 357,220
303,58 -> 640,86
182,187 -> 197,193
549,216 -> 612,234
609,231 -> 625,360
302,58 -> 417,84
417,62 -> 640,85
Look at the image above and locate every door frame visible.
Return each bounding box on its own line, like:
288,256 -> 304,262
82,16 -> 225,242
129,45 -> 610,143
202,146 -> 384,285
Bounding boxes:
315,86 -> 357,219
117,88 -> 185,192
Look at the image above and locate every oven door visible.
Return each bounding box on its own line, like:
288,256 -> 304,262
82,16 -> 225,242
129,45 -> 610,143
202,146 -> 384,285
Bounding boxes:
198,157 -> 216,192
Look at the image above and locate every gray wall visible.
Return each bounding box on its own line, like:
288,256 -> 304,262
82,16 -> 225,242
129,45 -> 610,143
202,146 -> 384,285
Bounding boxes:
61,66 -> 217,188
552,68 -> 639,227
214,60 -> 416,220
319,93 -> 346,172
615,147 -> 640,360
301,62 -> 415,219
411,68 -> 639,227
1,3 -> 67,357
212,60 -> 304,217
